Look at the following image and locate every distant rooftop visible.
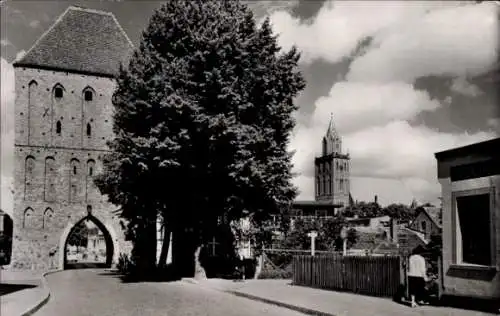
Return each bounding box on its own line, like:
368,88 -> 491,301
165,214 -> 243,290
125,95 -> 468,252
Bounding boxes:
292,200 -> 343,208
13,5 -> 134,77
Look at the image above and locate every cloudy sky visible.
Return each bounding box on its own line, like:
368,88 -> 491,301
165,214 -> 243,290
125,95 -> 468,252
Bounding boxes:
1,1 -> 499,213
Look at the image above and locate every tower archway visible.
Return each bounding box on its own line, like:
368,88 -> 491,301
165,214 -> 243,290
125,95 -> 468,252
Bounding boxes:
63,215 -> 114,269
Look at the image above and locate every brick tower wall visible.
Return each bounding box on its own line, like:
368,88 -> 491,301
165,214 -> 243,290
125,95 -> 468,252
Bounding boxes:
9,67 -> 131,271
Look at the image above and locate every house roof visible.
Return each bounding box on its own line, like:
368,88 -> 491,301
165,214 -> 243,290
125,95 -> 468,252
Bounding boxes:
13,6 -> 134,77
434,137 -> 500,161
423,207 -> 441,228
413,206 -> 442,229
399,227 -> 428,246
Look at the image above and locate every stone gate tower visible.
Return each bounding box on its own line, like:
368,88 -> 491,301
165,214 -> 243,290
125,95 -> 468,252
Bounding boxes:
314,115 -> 351,208
9,6 -> 134,271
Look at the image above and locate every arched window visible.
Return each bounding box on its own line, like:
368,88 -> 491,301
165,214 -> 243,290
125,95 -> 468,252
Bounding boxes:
83,87 -> 95,102
86,123 -> 91,137
322,138 -> 327,155
24,156 -> 36,200
43,208 -> 54,229
69,159 -> 81,203
84,90 -> 93,101
326,173 -> 331,195
56,121 -> 61,135
86,160 -> 96,202
23,207 -> 34,228
28,81 -> 38,142
87,160 -> 95,176
44,157 -> 56,202
53,84 -> 64,99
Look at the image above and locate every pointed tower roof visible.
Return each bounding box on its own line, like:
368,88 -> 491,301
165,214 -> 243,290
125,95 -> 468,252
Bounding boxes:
13,6 -> 134,77
325,113 -> 338,138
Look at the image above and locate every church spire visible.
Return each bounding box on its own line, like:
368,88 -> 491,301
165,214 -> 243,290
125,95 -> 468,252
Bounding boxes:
326,113 -> 337,138
322,113 -> 342,155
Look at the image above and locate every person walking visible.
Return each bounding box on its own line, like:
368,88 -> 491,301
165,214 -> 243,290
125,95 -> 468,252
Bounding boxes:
407,246 -> 429,307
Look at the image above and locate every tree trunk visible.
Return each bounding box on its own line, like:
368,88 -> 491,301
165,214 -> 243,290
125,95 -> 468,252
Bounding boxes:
134,220 -> 157,279
158,225 -> 171,268
194,245 -> 207,280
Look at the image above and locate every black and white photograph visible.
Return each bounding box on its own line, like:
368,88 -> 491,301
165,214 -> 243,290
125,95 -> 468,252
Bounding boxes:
0,0 -> 499,315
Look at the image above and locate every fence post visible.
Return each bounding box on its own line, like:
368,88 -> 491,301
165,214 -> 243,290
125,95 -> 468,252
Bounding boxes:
437,255 -> 443,300
404,255 -> 409,301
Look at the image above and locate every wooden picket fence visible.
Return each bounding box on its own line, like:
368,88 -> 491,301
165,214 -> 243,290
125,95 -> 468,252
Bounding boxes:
292,255 -> 403,298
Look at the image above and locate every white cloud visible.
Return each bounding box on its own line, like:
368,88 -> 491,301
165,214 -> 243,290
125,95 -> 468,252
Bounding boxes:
487,118 -> 500,133
291,120 -> 495,205
268,1 -> 498,205
344,121 -> 494,179
269,1 -> 476,65
245,0 -> 299,22
312,81 -> 441,134
1,57 -> 15,215
0,38 -> 11,47
15,50 -> 26,62
29,20 -> 41,28
450,76 -> 483,97
347,2 -> 498,83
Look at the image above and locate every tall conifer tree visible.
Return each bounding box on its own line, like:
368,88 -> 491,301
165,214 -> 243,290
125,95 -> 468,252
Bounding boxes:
95,0 -> 305,275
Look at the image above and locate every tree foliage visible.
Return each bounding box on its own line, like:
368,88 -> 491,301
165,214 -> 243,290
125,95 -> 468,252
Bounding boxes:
343,200 -> 417,222
280,216 -> 357,251
94,0 -> 305,274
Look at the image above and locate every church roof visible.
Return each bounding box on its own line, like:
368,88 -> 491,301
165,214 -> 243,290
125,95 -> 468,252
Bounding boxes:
13,6 -> 134,77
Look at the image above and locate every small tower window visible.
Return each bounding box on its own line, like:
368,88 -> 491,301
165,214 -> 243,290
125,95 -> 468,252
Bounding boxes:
86,123 -> 91,137
84,90 -> 93,101
56,121 -> 62,135
54,87 -> 63,98
73,165 -> 77,175
89,166 -> 93,176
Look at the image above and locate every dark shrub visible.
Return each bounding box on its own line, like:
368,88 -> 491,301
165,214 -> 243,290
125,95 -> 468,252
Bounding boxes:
242,258 -> 257,279
116,253 -> 135,275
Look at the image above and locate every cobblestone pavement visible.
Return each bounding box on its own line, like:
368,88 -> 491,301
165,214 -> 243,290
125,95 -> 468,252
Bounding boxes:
34,269 -> 305,316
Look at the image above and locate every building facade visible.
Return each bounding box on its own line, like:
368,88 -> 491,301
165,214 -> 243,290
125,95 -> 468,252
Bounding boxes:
314,115 -> 350,208
8,6 -> 134,271
435,137 -> 500,302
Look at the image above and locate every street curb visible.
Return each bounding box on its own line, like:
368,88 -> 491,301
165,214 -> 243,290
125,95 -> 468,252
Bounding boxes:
225,290 -> 336,316
19,269 -> 62,316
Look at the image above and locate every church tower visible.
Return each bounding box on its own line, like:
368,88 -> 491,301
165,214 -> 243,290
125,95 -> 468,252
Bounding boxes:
314,115 -> 350,208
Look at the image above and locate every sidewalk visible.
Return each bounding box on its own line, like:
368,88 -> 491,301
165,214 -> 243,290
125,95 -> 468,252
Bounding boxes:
1,270 -> 52,316
185,278 -> 497,316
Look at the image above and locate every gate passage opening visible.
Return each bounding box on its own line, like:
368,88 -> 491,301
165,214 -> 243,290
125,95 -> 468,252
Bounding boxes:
64,216 -> 113,269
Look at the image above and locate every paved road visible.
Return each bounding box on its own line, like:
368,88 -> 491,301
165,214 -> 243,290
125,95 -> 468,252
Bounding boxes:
35,269 -> 305,316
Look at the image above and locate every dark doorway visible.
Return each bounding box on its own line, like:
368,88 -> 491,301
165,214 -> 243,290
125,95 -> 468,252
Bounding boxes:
64,215 -> 114,269
0,211 -> 13,266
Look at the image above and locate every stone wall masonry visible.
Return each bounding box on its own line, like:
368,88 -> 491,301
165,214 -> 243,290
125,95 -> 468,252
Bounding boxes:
10,146 -> 131,271
10,67 -> 131,271
15,67 -> 116,150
